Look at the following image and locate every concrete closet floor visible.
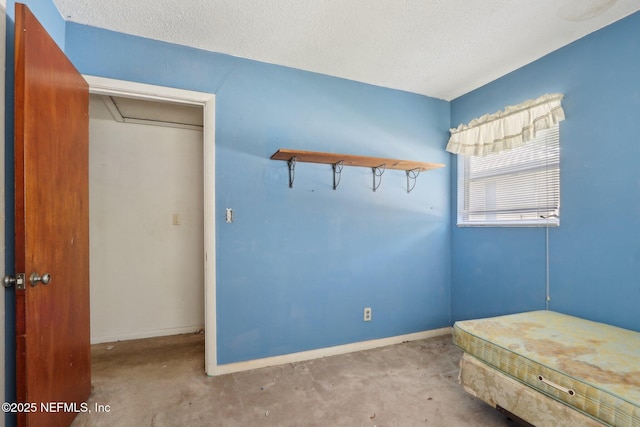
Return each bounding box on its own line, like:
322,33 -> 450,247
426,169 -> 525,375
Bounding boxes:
71,333 -> 518,427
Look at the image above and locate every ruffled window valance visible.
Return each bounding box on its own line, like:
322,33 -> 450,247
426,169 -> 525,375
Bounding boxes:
446,93 -> 565,157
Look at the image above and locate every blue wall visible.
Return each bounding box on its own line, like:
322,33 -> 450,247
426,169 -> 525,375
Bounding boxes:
64,24 -> 451,364
450,11 -> 640,331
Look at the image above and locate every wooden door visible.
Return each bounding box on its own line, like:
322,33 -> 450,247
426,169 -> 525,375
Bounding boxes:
13,4 -> 91,426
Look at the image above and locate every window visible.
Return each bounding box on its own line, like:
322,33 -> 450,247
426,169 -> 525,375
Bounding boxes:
457,124 -> 559,227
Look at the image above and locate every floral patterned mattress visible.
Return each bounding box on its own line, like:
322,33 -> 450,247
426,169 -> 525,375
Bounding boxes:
453,310 -> 640,426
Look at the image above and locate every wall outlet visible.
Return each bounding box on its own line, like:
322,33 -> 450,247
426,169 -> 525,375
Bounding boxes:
363,307 -> 372,322
172,213 -> 181,225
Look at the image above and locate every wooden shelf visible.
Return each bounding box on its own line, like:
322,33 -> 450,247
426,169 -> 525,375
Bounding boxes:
270,149 -> 445,172
270,149 -> 445,192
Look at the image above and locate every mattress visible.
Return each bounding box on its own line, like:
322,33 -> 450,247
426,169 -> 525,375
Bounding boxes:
453,311 -> 640,427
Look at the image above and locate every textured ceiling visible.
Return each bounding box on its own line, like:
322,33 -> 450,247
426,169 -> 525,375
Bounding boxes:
53,0 -> 640,100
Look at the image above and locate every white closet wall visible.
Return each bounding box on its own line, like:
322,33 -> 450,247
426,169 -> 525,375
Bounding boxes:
89,101 -> 204,343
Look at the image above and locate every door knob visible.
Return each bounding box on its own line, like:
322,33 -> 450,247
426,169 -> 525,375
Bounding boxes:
3,273 -> 25,289
4,275 -> 16,288
30,272 -> 51,286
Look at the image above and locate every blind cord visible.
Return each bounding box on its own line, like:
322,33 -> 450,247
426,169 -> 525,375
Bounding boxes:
546,224 -> 550,310
544,132 -> 550,310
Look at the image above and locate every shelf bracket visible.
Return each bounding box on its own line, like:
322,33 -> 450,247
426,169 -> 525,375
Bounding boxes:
372,164 -> 386,192
287,156 -> 297,188
406,168 -> 420,194
332,160 -> 344,190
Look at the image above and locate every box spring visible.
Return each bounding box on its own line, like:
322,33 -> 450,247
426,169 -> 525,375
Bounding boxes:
453,311 -> 640,426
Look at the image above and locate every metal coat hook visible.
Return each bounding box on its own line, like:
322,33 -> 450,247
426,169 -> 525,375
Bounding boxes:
406,168 -> 420,193
332,160 -> 344,190
372,164 -> 386,192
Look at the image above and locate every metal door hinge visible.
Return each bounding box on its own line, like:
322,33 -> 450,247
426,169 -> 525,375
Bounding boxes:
3,273 -> 26,290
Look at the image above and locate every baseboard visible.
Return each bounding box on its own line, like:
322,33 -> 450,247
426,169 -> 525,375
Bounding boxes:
209,327 -> 452,376
90,325 -> 205,345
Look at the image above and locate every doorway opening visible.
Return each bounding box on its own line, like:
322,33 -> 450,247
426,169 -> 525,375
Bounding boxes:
85,76 -> 217,375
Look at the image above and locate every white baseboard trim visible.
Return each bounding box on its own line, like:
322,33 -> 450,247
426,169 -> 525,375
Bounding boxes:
210,327 -> 452,376
90,325 -> 205,345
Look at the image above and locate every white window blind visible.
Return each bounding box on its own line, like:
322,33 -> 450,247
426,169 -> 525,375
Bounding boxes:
457,125 -> 559,227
